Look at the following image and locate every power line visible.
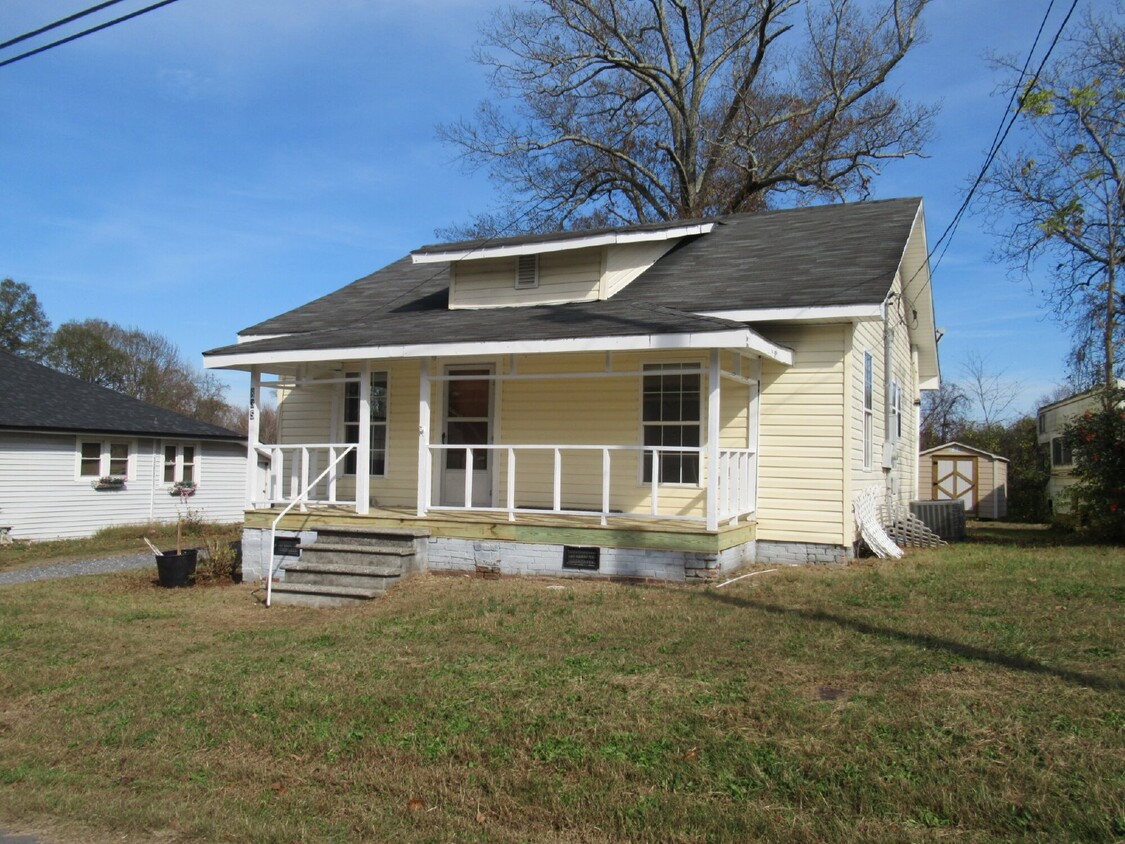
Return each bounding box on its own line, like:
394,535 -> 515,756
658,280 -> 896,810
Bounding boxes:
904,0 -> 1081,323
0,1 -> 130,51
0,0 -> 183,70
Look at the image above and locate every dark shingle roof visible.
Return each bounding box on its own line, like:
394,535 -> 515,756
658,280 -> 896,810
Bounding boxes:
223,198 -> 921,355
0,350 -> 243,440
208,302 -> 750,357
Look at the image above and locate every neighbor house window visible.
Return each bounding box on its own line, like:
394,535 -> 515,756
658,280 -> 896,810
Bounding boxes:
863,352 -> 874,469
1038,414 -> 1047,435
515,254 -> 539,289
642,363 -> 701,484
344,371 -> 389,476
78,440 -> 129,478
163,444 -> 198,484
1051,437 -> 1073,467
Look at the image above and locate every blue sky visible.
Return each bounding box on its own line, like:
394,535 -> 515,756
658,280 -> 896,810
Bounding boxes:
0,0 -> 1105,416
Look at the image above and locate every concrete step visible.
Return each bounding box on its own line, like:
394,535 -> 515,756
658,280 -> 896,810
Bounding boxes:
299,546 -> 413,568
298,541 -> 413,556
284,561 -> 403,590
269,582 -> 383,608
310,526 -> 430,548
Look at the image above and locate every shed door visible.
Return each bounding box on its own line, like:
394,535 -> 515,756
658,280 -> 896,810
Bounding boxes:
933,456 -> 977,511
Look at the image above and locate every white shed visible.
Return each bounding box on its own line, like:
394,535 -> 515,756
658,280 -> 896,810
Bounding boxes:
917,442 -> 1008,519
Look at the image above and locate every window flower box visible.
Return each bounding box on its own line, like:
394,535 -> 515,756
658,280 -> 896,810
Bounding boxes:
170,481 -> 197,497
92,475 -> 127,490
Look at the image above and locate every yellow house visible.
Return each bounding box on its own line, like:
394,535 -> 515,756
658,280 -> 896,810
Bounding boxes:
205,198 -> 940,605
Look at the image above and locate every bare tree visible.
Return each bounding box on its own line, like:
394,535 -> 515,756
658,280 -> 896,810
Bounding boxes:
919,380 -> 968,449
441,0 -> 935,234
983,8 -> 1123,390
960,351 -> 1024,428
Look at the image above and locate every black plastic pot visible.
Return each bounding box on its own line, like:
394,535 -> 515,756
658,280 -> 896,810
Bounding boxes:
155,549 -> 198,588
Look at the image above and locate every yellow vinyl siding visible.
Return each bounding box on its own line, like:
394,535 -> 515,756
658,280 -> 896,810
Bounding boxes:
847,274 -> 920,542
756,324 -> 847,546
450,249 -> 602,308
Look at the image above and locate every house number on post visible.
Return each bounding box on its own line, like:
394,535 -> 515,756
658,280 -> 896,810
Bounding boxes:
248,386 -> 257,421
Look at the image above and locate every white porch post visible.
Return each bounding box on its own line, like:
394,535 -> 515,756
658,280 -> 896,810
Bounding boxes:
246,367 -> 261,508
706,349 -> 721,531
356,362 -> 371,515
416,358 -> 431,517
748,356 -> 761,514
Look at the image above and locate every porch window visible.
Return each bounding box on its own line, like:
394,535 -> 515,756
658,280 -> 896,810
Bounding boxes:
78,440 -> 129,478
343,371 -> 389,476
163,444 -> 198,484
642,363 -> 701,484
863,352 -> 874,469
889,381 -> 902,443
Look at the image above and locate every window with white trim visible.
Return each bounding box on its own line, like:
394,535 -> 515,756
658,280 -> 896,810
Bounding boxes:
863,352 -> 874,469
515,254 -> 539,289
642,363 -> 701,485
343,371 -> 389,476
78,440 -> 129,478
163,444 -> 198,484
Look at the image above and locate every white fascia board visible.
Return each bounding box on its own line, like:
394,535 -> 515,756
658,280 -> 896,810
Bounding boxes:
237,332 -> 292,344
411,223 -> 714,264
918,374 -> 940,391
204,327 -> 794,371
696,304 -> 883,322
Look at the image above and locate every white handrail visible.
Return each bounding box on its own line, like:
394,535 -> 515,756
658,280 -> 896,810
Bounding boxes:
266,444 -> 355,608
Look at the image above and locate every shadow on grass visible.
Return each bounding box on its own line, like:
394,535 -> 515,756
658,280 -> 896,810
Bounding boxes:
703,590 -> 1124,693
962,523 -> 1119,549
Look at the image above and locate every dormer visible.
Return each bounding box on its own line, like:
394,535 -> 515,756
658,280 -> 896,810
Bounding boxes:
411,221 -> 713,310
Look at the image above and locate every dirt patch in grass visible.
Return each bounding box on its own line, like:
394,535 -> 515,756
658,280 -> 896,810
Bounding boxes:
0,534 -> 1122,842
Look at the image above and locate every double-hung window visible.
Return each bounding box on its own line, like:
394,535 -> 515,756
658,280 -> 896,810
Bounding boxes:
889,381 -> 902,443
642,363 -> 701,485
1051,437 -> 1073,467
163,444 -> 198,484
863,352 -> 874,469
343,371 -> 389,476
78,440 -> 129,478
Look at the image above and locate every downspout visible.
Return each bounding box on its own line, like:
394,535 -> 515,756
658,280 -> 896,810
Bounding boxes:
149,439 -> 158,523
883,293 -> 895,498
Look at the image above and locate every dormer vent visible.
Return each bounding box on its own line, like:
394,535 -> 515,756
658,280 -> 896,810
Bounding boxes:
515,254 -> 539,289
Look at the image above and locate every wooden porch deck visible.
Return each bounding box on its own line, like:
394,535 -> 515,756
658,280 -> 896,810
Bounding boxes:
245,505 -> 756,554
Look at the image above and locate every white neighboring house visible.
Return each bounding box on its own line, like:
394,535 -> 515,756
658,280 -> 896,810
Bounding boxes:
1037,381 -> 1125,514
0,350 -> 246,541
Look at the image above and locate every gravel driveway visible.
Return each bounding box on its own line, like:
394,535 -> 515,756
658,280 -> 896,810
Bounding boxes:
0,552 -> 155,586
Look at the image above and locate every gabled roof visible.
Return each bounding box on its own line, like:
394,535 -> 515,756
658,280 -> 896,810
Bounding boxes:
213,197 -> 925,367
919,441 -> 1009,462
0,350 -> 243,440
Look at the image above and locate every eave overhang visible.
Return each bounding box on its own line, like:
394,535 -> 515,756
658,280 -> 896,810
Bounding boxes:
204,326 -> 794,371
411,223 -> 715,263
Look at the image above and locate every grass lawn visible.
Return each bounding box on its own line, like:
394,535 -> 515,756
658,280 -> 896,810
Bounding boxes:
0,525 -> 1121,842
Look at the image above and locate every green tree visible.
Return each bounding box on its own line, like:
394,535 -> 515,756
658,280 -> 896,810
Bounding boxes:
441,0 -> 935,235
0,278 -> 52,360
47,319 -> 233,427
984,9 -> 1123,390
1062,385 -> 1125,538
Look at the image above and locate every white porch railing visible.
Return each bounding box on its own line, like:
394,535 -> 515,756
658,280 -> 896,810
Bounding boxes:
425,444 -> 756,527
261,444 -> 358,510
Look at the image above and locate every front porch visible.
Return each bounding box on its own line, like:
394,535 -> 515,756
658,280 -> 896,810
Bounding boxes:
243,503 -> 758,585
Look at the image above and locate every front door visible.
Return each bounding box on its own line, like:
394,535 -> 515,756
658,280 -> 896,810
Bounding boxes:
441,367 -> 493,506
933,456 -> 977,511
